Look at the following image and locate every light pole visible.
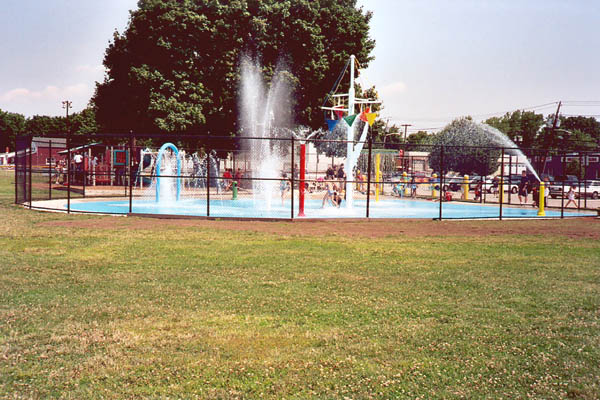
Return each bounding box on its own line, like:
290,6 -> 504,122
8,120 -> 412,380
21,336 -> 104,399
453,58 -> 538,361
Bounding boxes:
62,100 -> 72,133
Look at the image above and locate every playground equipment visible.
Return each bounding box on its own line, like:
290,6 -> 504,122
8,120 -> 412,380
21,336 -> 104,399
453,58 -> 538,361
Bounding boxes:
403,171 -> 410,197
298,143 -> 306,217
538,181 -> 546,216
463,175 -> 469,201
321,55 -> 381,208
155,143 -> 182,202
375,153 -> 381,202
432,173 -> 439,199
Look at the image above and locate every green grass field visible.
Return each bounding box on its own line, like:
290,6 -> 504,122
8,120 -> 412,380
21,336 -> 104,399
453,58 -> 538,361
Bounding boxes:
1,169 -> 599,399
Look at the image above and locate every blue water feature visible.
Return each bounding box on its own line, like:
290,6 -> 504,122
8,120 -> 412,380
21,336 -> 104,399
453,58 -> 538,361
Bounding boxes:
155,142 -> 182,202
65,198 -> 595,219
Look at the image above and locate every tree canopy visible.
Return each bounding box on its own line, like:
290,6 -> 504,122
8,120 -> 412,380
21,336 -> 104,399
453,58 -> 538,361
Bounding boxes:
0,107 -> 99,151
485,110 -> 544,149
486,111 -> 600,151
0,110 -> 26,152
92,0 -> 375,139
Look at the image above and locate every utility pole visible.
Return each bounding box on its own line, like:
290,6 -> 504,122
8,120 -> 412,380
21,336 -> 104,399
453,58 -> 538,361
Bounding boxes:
62,100 -> 72,133
551,101 -> 561,132
401,124 -> 412,142
541,101 -> 561,174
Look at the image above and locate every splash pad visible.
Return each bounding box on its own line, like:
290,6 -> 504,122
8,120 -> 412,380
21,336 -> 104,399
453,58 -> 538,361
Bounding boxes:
62,197 -> 593,219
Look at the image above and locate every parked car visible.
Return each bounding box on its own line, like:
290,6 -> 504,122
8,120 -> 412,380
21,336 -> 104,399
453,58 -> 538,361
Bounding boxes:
549,175 -> 579,199
469,175 -> 494,193
575,180 -> 600,199
497,174 -> 525,194
442,173 -> 463,192
540,173 -> 555,183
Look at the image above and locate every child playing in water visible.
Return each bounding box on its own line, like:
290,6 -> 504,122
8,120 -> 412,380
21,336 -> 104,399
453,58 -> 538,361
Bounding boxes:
331,191 -> 342,208
565,186 -> 577,208
280,173 -> 290,205
321,175 -> 339,208
411,177 -> 417,198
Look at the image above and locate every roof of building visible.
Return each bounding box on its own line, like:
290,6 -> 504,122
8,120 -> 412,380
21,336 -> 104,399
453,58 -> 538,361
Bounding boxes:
32,137 -> 67,146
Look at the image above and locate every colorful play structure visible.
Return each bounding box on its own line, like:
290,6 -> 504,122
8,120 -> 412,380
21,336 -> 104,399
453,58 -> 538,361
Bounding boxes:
155,143 -> 182,202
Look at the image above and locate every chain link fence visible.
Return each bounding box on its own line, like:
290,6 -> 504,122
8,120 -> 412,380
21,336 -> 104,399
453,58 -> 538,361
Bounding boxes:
14,133 -> 599,219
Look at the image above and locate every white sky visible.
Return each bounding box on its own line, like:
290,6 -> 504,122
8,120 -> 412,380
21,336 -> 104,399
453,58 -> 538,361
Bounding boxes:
1,0 -> 599,132
0,0 -> 138,117
357,0 -> 600,132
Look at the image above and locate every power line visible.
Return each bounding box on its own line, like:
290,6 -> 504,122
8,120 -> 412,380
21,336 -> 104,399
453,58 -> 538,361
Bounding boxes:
385,102 -> 560,125
562,100 -> 600,104
560,104 -> 600,107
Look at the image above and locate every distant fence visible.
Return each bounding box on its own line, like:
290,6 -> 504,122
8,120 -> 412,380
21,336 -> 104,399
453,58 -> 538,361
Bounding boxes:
14,133 -> 600,220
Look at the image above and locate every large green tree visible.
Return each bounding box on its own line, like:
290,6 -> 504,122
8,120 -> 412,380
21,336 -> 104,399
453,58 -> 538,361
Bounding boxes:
26,115 -> 68,137
0,110 -> 26,152
485,110 -> 544,149
547,115 -> 600,151
93,0 -> 375,139
0,107 -> 99,151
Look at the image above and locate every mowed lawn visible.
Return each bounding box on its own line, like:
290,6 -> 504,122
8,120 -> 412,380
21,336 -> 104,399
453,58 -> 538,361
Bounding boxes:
1,170 -> 599,399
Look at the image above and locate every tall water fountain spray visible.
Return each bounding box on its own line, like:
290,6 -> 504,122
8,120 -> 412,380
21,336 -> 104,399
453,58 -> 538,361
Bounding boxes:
155,142 -> 182,202
239,57 -> 293,210
477,123 -> 540,181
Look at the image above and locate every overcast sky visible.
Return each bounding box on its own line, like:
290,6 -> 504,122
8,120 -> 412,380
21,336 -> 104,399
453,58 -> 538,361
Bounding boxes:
1,0 -> 599,132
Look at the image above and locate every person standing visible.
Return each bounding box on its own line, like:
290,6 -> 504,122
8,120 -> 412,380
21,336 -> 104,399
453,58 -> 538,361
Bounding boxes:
565,186 -> 577,208
492,176 -> 499,197
321,175 -> 334,208
518,170 -> 529,205
326,165 -> 335,178
474,181 -> 483,202
280,173 -> 290,205
336,164 -> 347,200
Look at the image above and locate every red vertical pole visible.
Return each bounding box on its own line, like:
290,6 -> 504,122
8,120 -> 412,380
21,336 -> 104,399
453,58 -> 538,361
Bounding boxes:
298,143 -> 306,217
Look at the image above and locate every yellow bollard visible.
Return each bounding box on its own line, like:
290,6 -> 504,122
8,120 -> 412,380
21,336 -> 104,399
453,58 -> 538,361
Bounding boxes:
375,153 -> 381,202
463,174 -> 469,201
498,176 -> 504,204
537,181 -> 546,216
403,171 -> 410,196
432,173 -> 438,199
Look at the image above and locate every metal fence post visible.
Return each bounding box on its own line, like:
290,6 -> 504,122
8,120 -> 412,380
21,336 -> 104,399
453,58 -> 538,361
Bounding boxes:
14,138 -> 17,204
583,152 -> 588,209
560,152 -> 565,219
129,131 -> 134,214
49,140 -> 52,200
82,143 -> 86,198
65,137 -> 70,212
291,136 -> 295,220
499,148 -> 505,220
206,148 -> 211,217
507,154 -> 512,205
438,145 -> 444,220
366,135 -> 373,218
578,152 -> 583,209
28,136 -> 32,209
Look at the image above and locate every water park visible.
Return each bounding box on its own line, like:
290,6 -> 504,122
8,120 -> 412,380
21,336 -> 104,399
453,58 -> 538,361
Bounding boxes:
13,57 -> 600,220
